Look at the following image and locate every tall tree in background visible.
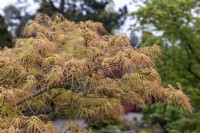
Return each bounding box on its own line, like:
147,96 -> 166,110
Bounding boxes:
37,0 -> 127,33
132,0 -> 200,132
133,0 -> 200,85
0,15 -> 12,48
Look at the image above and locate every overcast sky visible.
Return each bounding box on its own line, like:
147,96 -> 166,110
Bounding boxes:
0,0 -> 138,36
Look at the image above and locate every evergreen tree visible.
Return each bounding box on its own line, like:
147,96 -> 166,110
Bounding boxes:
0,15 -> 12,48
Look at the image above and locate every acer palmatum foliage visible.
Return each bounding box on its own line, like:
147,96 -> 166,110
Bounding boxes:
0,14 -> 192,132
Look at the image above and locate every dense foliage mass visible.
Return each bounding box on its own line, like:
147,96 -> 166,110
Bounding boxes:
133,0 -> 200,85
0,14 -> 192,132
132,0 -> 200,132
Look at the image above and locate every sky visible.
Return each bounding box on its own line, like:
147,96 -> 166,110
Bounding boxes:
0,0 -> 138,36
0,0 -> 135,14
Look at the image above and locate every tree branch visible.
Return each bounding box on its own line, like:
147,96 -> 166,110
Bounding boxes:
16,87 -> 50,105
48,0 -> 59,12
187,63 -> 200,80
182,43 -> 200,80
59,0 -> 65,14
9,61 -> 125,107
186,42 -> 200,64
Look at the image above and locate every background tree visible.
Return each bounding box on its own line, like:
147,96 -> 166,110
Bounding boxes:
2,0 -> 127,37
0,13 -> 192,132
3,3 -> 34,37
133,0 -> 200,84
132,0 -> 200,132
0,15 -> 12,48
37,0 -> 127,33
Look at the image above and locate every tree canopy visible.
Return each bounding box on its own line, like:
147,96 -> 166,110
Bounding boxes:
133,0 -> 200,84
0,13 -> 192,132
132,0 -> 200,132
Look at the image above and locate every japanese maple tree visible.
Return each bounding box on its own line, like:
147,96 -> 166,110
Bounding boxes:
0,14 -> 192,132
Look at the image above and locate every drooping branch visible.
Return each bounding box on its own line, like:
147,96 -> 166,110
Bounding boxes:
16,87 -> 51,105
14,62 -> 124,106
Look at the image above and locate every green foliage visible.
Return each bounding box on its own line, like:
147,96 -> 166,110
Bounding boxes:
143,103 -> 184,132
143,103 -> 200,133
132,0 -> 200,132
95,123 -> 124,133
0,13 -> 192,132
133,0 -> 200,83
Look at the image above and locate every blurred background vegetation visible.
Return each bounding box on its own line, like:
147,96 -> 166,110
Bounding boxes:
0,0 -> 200,132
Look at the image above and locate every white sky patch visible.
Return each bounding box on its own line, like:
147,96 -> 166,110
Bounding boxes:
0,0 -> 15,15
0,0 -> 39,15
25,1 -> 40,15
113,0 -> 142,38
113,0 -> 136,12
